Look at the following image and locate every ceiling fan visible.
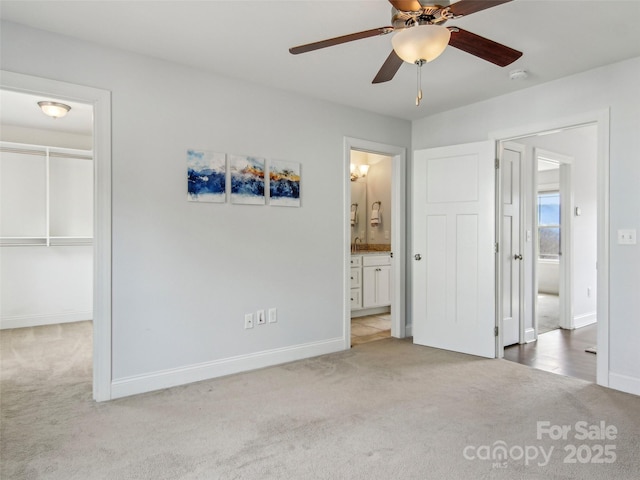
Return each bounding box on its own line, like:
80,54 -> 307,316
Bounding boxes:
289,0 -> 523,104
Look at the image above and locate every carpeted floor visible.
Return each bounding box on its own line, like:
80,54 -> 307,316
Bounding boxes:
2,321 -> 640,479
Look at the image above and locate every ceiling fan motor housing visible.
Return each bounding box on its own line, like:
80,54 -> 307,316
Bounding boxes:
391,3 -> 455,30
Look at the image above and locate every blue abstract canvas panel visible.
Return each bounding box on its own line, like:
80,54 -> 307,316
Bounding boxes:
187,150 -> 226,203
269,160 -> 301,207
229,155 -> 266,205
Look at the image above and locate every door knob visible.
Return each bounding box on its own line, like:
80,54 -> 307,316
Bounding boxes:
514,254 -> 523,260
414,254 -> 422,261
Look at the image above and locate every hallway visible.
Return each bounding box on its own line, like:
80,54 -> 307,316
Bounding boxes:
504,323 -> 597,383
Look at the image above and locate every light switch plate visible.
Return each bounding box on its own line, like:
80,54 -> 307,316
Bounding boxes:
617,229 -> 637,245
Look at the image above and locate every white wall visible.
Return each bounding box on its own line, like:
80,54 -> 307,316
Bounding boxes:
0,125 -> 92,150
412,56 -> 640,394
0,21 -> 410,395
366,157 -> 392,245
1,246 -> 93,328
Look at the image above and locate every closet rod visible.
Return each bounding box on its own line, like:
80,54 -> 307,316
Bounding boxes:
0,147 -> 92,161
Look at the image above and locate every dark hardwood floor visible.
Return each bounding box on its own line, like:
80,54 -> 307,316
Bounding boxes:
504,324 -> 597,383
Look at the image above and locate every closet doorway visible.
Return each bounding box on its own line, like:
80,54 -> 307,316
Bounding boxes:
0,71 -> 112,401
0,89 -> 94,389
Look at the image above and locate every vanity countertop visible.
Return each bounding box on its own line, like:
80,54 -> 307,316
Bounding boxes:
351,250 -> 391,256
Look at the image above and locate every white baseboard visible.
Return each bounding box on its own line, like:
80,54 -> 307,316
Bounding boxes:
0,311 -> 92,330
524,328 -> 536,343
110,337 -> 346,399
609,372 -> 640,397
573,312 -> 597,329
351,306 -> 391,318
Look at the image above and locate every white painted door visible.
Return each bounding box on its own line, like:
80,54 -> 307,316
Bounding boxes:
412,141 -> 496,358
501,144 -> 523,346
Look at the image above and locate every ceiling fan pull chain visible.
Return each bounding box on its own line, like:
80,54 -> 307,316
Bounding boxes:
416,59 -> 425,106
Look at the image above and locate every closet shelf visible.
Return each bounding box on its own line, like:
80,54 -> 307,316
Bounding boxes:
0,236 -> 93,247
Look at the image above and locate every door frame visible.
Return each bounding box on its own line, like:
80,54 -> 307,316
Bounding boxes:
490,109 -> 610,387
343,137 -> 407,348
1,70 -> 113,401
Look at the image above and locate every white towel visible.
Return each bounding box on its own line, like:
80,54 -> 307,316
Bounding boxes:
350,211 -> 357,226
370,210 -> 380,227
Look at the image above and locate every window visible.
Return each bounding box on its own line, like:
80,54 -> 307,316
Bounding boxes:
538,191 -> 560,260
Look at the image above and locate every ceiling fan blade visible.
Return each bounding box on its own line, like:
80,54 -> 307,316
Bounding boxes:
448,27 -> 522,67
388,0 -> 423,12
289,27 -> 393,55
372,50 -> 404,84
448,0 -> 513,17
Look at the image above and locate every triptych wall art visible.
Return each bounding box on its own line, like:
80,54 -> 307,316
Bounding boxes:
187,149 -> 300,207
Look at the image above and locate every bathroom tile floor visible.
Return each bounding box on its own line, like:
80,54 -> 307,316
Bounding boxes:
351,313 -> 391,346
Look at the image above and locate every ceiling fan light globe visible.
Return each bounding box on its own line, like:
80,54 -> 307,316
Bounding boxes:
391,25 -> 451,64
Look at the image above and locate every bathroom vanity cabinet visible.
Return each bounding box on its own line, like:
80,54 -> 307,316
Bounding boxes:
350,253 -> 391,312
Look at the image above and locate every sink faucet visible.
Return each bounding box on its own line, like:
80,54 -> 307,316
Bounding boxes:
352,237 -> 362,253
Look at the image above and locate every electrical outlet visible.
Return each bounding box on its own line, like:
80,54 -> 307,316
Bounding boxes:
257,309 -> 266,325
268,308 -> 277,323
244,313 -> 254,329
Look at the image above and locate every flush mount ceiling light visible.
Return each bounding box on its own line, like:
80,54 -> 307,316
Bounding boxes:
37,101 -> 71,119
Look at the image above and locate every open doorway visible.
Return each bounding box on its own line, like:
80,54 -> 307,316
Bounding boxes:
500,124 -> 599,383
0,88 -> 95,397
343,138 -> 406,350
1,71 -> 112,401
349,150 -> 393,346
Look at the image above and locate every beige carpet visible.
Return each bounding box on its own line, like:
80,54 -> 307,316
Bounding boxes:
2,321 -> 640,479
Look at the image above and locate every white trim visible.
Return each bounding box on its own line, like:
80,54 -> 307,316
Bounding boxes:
524,327 -> 536,343
1,71 -> 113,401
111,337 -> 344,399
609,372 -> 640,397
573,312 -> 597,329
0,311 -> 92,330
489,108 -> 610,389
343,137 -> 407,348
350,306 -> 390,318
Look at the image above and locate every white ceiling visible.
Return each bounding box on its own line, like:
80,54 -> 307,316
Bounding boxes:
2,0 -> 640,133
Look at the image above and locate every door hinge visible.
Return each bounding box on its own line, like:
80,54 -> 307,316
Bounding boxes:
494,242 -> 499,253
494,326 -> 499,337
495,158 -> 500,169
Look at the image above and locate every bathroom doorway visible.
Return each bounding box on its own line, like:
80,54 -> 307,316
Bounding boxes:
343,138 -> 407,349
349,150 -> 393,346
